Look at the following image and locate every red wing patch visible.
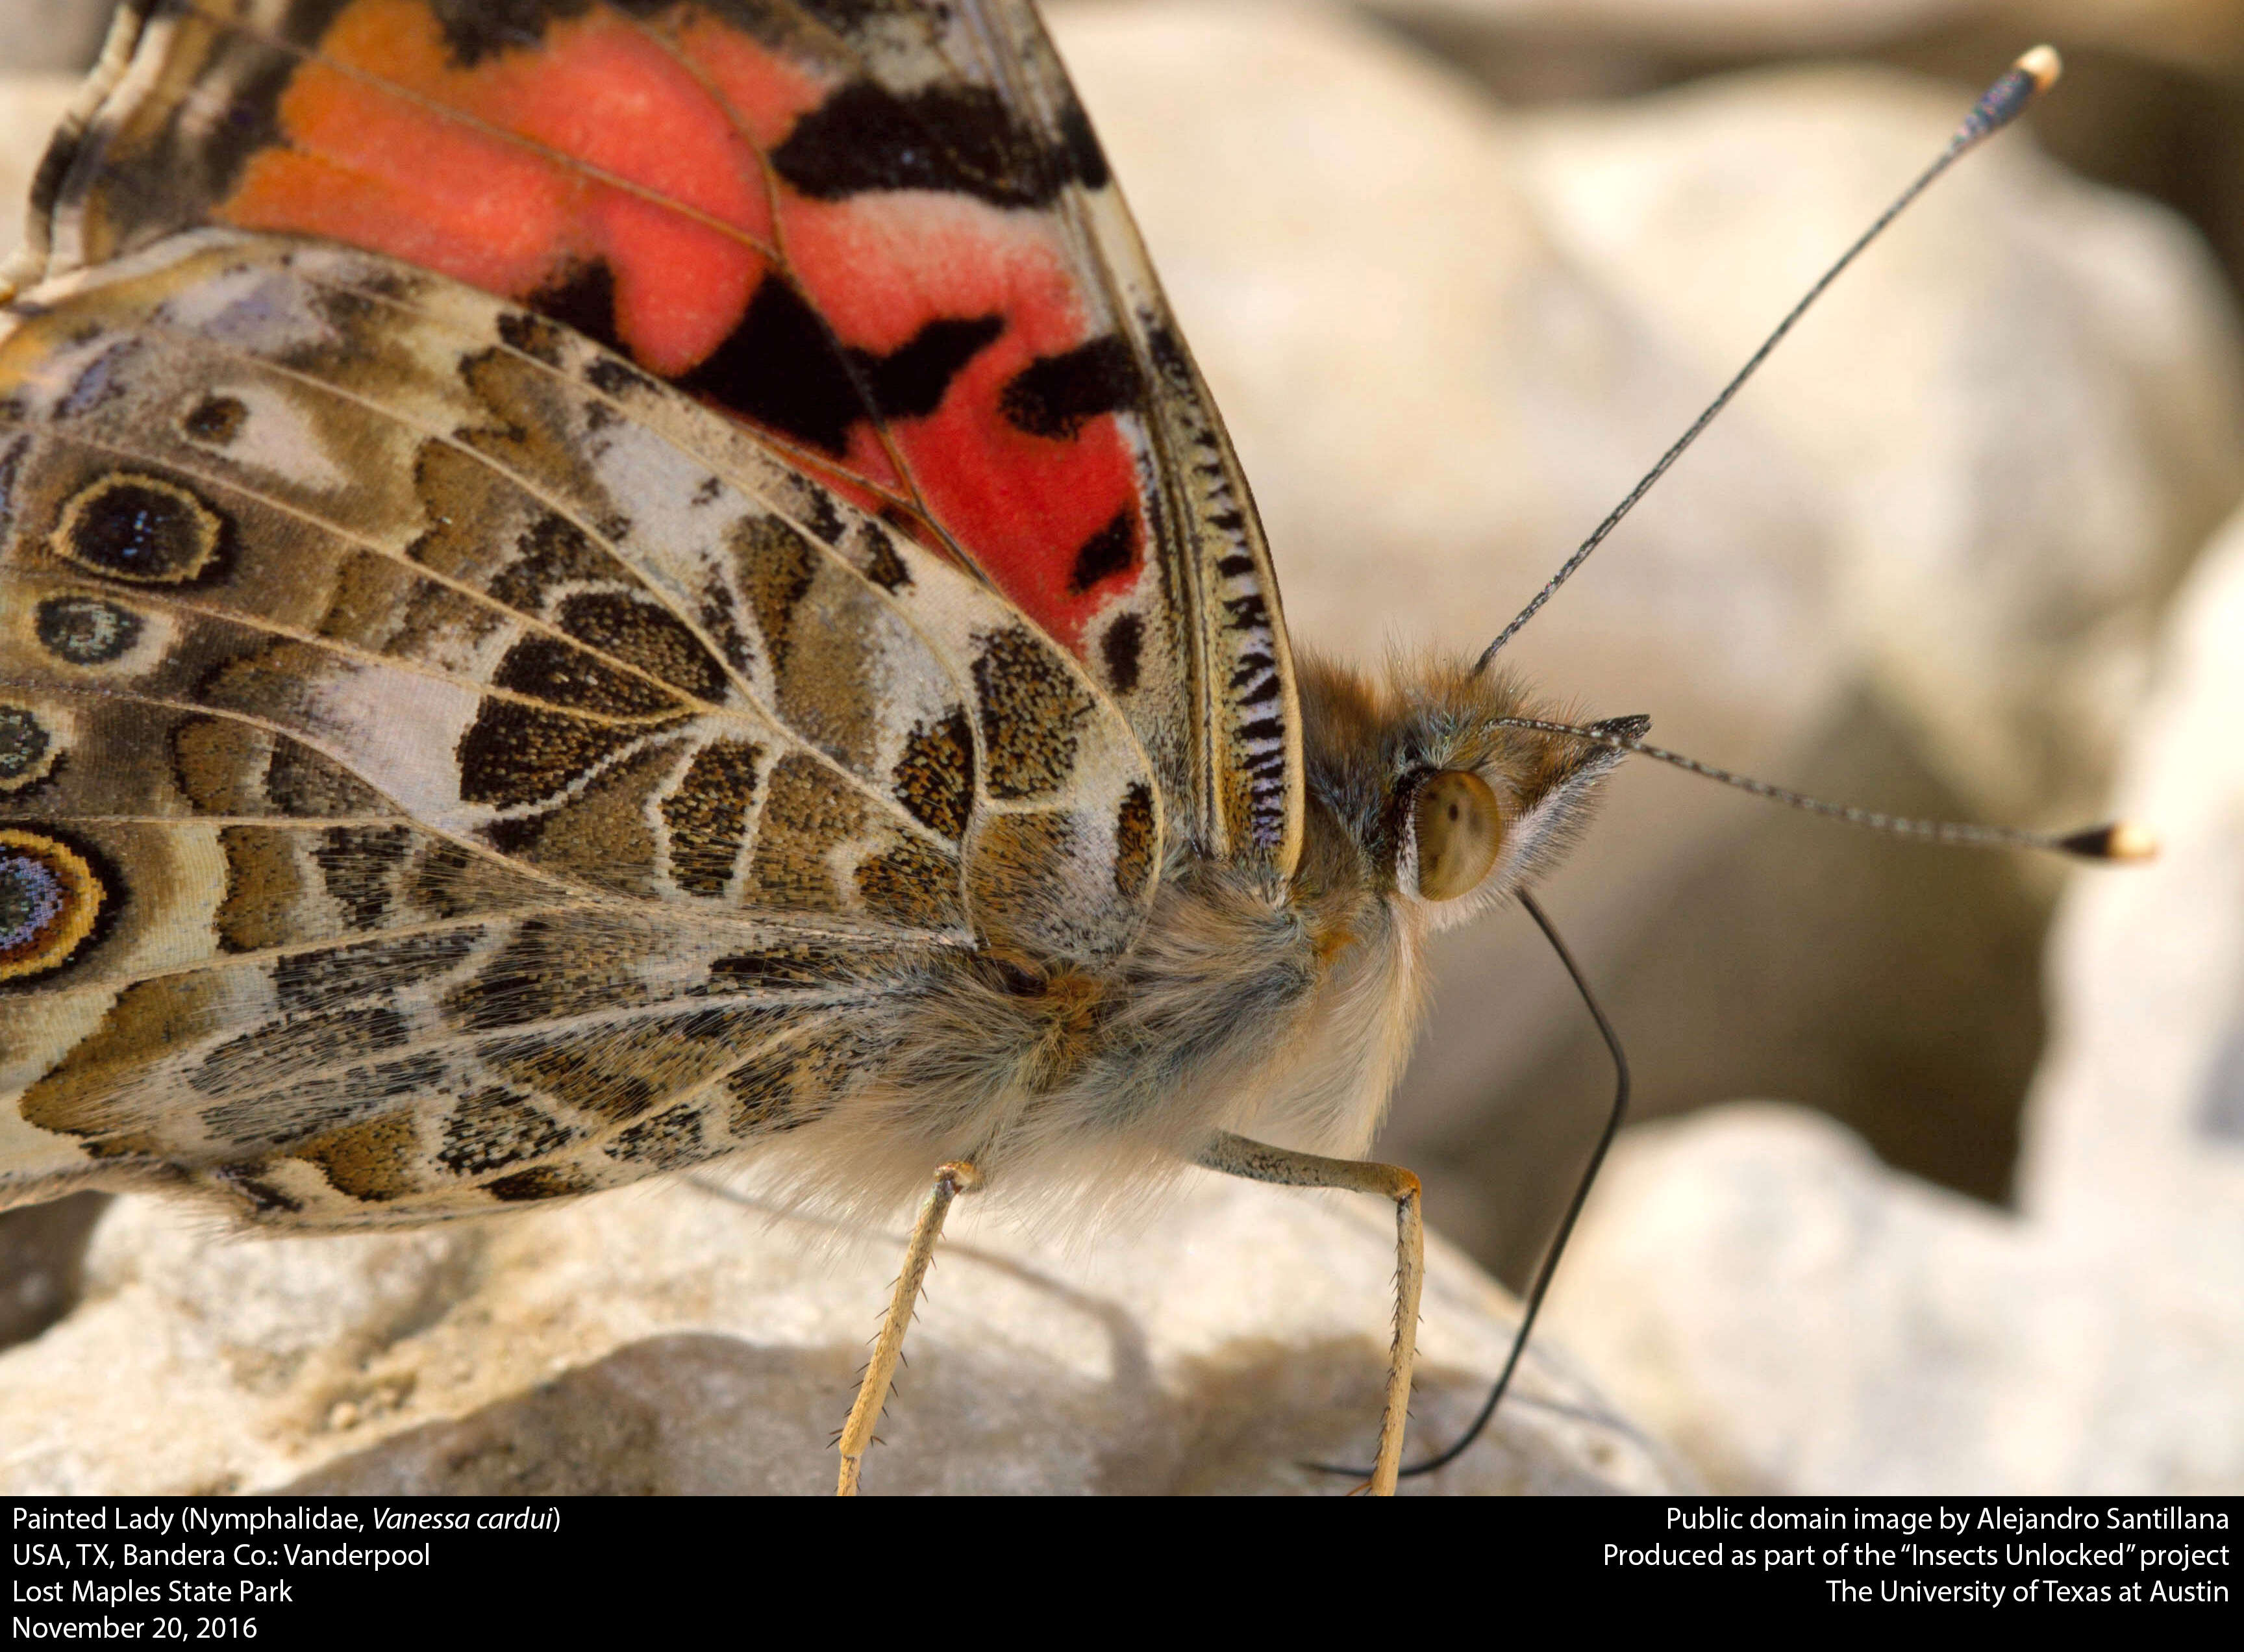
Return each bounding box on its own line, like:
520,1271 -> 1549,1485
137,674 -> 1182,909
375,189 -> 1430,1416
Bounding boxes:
169,0 -> 1148,657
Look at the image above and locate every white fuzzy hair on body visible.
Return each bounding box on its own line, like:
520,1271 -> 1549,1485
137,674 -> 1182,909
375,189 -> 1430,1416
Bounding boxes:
751,651 -> 1635,1233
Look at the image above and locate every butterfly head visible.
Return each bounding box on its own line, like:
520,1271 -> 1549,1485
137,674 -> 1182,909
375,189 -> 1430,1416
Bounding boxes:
1296,655 -> 1643,934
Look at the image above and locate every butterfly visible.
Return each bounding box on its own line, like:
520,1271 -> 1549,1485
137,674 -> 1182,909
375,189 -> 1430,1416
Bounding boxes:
0,1 -> 2094,1496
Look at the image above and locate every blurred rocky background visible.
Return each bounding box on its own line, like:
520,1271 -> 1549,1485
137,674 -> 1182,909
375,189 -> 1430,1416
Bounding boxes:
2,0 -> 2240,1492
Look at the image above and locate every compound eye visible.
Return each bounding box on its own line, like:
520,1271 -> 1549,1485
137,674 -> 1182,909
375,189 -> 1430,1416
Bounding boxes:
1413,771 -> 1503,901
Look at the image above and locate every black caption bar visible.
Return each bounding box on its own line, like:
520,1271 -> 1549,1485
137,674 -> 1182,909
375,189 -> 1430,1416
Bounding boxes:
1584,1495 -> 2236,1608
7,1501 -> 562,1642
2,1494 -> 2236,1632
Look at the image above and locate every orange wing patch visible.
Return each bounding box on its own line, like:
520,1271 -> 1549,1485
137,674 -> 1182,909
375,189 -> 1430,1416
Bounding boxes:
214,0 -> 1147,656
227,0 -> 797,370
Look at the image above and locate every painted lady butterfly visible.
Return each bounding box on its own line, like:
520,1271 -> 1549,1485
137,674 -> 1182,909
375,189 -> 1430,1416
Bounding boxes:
0,0 -> 2102,1494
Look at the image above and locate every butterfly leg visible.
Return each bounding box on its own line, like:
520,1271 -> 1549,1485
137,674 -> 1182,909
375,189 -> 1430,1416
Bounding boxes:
836,1158 -> 983,1496
1192,1131 -> 1424,1496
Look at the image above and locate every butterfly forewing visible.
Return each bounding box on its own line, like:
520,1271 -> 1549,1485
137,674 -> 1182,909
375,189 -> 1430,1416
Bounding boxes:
27,0 -> 1301,870
0,228 -> 1157,1221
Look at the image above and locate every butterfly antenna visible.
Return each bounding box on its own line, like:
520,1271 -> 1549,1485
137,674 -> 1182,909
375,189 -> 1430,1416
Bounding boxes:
1495,715 -> 2158,860
1476,45 -> 2063,672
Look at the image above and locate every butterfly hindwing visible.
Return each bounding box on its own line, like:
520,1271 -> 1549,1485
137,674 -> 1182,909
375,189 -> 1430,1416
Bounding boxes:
0,229 -> 1158,1220
22,0 -> 1303,871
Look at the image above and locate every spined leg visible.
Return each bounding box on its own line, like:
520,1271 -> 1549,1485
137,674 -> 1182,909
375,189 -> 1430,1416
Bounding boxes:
836,1159 -> 982,1497
1192,1132 -> 1424,1496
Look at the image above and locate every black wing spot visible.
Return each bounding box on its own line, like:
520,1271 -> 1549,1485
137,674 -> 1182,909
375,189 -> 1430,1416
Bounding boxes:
264,736 -> 389,817
1067,507 -> 1136,595
861,314 -> 1004,420
181,394 -> 249,446
1223,592 -> 1271,634
438,1087 -> 575,1178
683,275 -> 862,455
774,80 -> 1081,208
491,634 -> 684,717
608,1103 -> 709,1168
430,0 -> 595,69
1100,612 -> 1143,697
585,355 -> 658,399
683,281 -> 1004,453
185,1005 -> 411,1098
1054,95 -> 1112,192
1000,336 -> 1141,439
801,489 -> 845,545
312,824 -> 414,929
554,589 -> 729,700
486,1165 -> 597,1203
455,700 -> 666,809
272,930 -> 483,1015
525,257 -> 623,355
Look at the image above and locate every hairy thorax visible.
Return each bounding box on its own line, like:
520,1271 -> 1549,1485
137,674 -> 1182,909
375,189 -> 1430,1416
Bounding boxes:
764,650 -> 1630,1223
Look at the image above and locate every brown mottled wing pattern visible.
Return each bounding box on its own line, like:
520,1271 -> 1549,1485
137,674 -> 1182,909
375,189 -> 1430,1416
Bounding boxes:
0,231 -> 1158,1222
18,0 -> 1303,873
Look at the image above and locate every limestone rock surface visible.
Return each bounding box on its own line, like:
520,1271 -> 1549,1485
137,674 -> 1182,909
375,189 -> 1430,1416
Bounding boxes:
0,71 -> 77,266
1514,69 -> 2243,823
1544,501 -> 2244,1493
0,0 -> 112,76
1349,0 -> 2244,75
0,1173 -> 1681,1495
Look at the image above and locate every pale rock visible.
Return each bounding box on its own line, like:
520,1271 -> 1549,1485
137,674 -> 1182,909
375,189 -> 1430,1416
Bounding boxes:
0,1193 -> 106,1348
0,73 -> 79,265
0,1173 -> 1683,1495
2020,507 -> 2244,1232
1514,68 -> 2244,823
1545,503 -> 2244,1493
1351,0 -> 2244,77
2011,492 -> 2244,1490
1359,0 -> 1967,58
0,0 -> 113,76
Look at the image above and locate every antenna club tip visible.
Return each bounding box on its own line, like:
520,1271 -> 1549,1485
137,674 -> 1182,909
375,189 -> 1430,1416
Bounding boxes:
2015,44 -> 2063,92
2059,821 -> 2158,862
2106,820 -> 2158,861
